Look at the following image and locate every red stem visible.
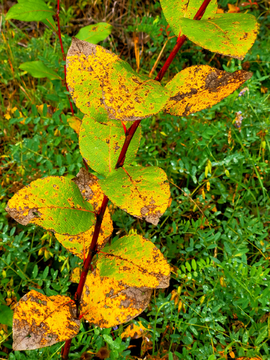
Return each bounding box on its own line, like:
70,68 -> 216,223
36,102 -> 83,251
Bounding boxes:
56,0 -> 74,116
61,0 -> 213,358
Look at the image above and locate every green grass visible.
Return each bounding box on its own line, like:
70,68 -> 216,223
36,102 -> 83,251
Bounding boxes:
1,0 -> 270,359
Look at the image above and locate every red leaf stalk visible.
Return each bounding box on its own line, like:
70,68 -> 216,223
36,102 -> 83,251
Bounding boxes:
61,0 -> 213,357
56,0 -> 74,115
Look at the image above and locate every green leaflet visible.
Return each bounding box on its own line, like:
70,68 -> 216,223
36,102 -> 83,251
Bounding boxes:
99,165 -> 171,225
75,23 -> 112,44
160,0 -> 217,36
19,61 -> 62,80
5,177 -> 95,236
66,38 -> 170,121
6,0 -> 55,22
179,13 -> 258,60
79,109 -> 141,175
0,305 -> 13,327
97,234 -> 170,289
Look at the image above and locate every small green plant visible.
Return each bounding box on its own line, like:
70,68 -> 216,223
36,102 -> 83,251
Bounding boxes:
3,0 -> 259,358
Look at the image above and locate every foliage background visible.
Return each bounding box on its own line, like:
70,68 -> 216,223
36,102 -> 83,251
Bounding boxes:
0,0 -> 270,359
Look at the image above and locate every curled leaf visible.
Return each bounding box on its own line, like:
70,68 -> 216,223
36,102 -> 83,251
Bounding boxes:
99,165 -> 171,225
55,169 -> 113,257
80,108 -> 141,175
165,65 -> 252,116
66,38 -> 170,121
67,116 -> 82,134
97,234 -> 170,289
80,269 -> 152,328
5,176 -> 95,235
13,290 -> 80,350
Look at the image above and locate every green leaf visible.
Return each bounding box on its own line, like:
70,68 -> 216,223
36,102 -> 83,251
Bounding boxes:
164,65 -> 252,116
178,13 -> 258,60
97,234 -> 170,289
66,38 -> 170,121
5,176 -> 95,235
79,109 -> 141,175
0,305 -> 13,327
19,61 -> 62,80
75,23 -> 112,44
160,0 -> 217,36
6,0 -> 55,22
99,165 -> 171,225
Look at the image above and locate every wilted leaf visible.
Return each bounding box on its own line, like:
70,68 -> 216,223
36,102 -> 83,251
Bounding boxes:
13,290 -> 80,350
75,23 -> 112,44
5,176 -> 95,235
67,116 -> 82,134
66,38 -> 170,121
164,65 -> 252,116
160,0 -> 217,36
80,269 -> 152,328
178,13 -> 258,59
55,169 -> 113,258
6,0 -> 55,22
97,234 -> 170,289
99,165 -> 171,225
19,61 -> 62,80
80,108 -> 141,175
121,321 -> 147,339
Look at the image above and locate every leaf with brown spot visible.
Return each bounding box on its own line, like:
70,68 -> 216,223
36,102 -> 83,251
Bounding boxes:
99,165 -> 171,225
13,290 -> 80,350
5,176 -> 95,235
66,38 -> 170,121
121,321 -> 147,339
80,269 -> 152,328
178,13 -> 258,60
96,234 -> 170,289
160,0 -> 217,36
55,169 -> 113,258
164,65 -> 252,116
79,108 -> 141,175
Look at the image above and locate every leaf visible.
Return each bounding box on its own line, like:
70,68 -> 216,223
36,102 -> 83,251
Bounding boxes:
80,269 -> 152,328
121,321 -> 147,339
13,290 -> 80,350
19,61 -> 62,80
0,305 -> 13,327
75,22 -> 112,44
80,108 -> 141,175
67,116 -> 82,135
5,176 -> 95,236
66,38 -> 170,121
97,234 -> 170,289
55,169 -> 113,258
164,65 -> 252,116
160,0 -> 217,36
6,0 -> 55,22
178,13 -> 258,60
99,165 -> 171,225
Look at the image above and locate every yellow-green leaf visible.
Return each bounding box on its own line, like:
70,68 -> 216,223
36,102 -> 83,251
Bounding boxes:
97,234 -> 170,289
13,290 -> 80,350
79,108 -> 141,175
179,13 -> 258,60
5,176 -> 95,235
160,0 -> 217,36
165,65 -> 252,116
66,38 -> 170,121
80,269 -> 152,328
55,169 -> 113,258
99,165 -> 171,225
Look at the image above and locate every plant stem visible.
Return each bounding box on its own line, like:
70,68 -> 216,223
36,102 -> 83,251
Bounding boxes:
62,0 -> 213,357
56,0 -> 74,116
155,0 -> 212,82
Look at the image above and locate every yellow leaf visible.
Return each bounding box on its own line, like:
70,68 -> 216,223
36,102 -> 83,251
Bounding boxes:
67,116 -> 82,134
80,269 -> 152,328
13,290 -> 80,350
121,321 -> 147,339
